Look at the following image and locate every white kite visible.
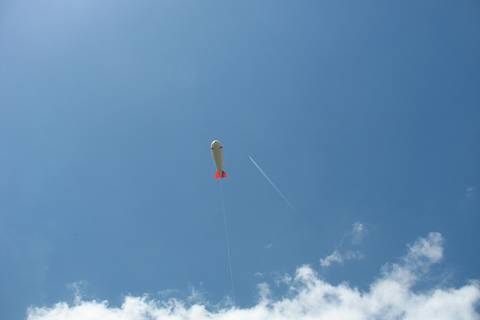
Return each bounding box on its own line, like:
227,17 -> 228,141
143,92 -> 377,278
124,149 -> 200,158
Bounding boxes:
211,140 -> 228,179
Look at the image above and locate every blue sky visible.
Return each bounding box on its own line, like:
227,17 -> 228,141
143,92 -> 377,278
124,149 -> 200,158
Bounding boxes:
1,1 -> 479,319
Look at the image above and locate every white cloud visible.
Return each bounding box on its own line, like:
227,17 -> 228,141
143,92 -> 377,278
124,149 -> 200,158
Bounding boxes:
320,222 -> 368,268
27,232 -> 480,320
320,250 -> 344,267
407,232 -> 443,264
67,281 -> 88,305
320,250 -> 343,267
320,250 -> 364,268
351,222 -> 366,245
353,222 -> 364,233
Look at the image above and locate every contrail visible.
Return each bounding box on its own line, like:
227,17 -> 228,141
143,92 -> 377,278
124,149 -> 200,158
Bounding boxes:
249,155 -> 296,211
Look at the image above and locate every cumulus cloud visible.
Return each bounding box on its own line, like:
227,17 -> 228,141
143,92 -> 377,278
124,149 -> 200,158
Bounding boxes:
27,232 -> 480,320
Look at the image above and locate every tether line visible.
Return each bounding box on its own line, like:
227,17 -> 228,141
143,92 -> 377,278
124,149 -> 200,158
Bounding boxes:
219,180 -> 235,301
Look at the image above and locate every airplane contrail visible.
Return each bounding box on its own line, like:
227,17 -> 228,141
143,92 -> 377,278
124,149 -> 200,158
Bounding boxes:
248,155 -> 296,211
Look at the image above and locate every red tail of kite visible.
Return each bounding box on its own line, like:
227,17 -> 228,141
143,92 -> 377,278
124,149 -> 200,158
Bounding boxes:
215,170 -> 228,179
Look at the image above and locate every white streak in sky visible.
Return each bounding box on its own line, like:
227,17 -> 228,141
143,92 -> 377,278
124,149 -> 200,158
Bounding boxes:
249,155 -> 296,211
219,181 -> 235,301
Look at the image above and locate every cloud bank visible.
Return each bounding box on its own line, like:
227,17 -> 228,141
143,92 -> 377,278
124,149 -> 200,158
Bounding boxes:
27,233 -> 480,320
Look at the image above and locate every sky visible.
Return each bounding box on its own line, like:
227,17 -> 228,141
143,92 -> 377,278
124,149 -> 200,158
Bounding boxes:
0,1 -> 479,319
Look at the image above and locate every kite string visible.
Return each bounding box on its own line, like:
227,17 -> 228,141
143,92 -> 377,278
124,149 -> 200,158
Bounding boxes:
219,181 -> 235,301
